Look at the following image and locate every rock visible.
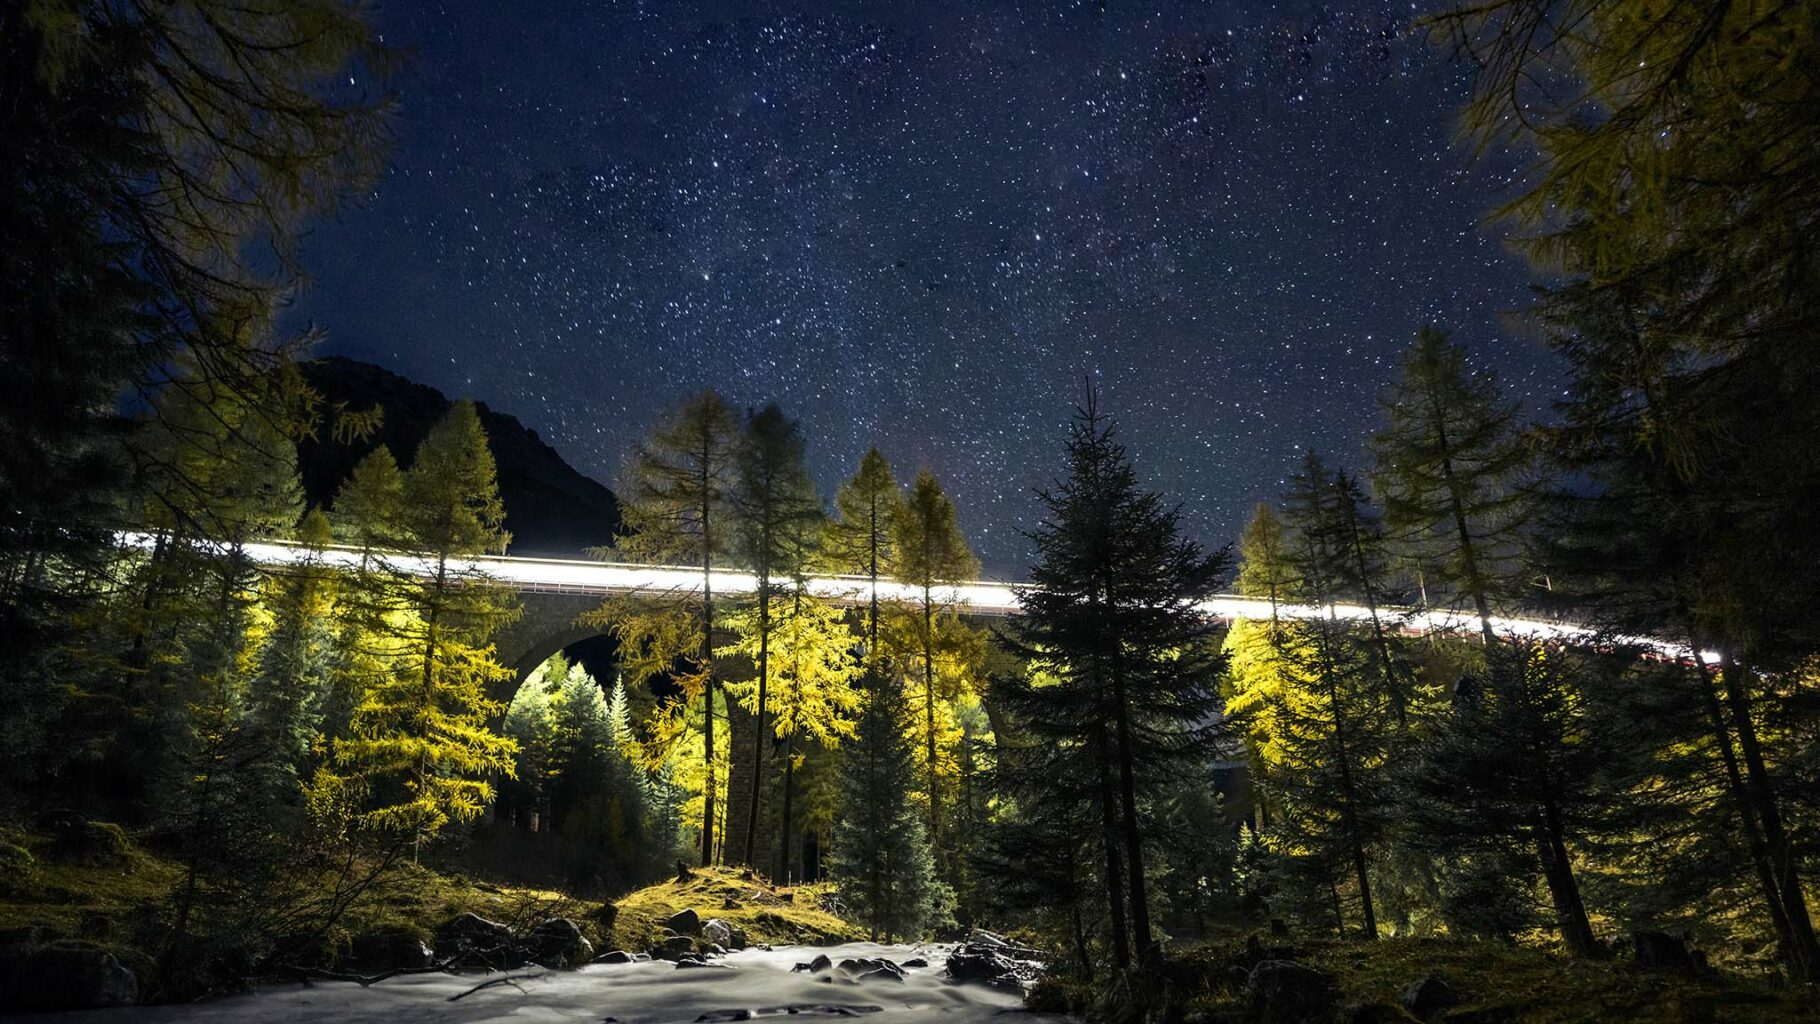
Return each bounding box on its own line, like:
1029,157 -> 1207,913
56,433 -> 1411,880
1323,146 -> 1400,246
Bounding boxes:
794,953 -> 834,973
1633,930 -> 1697,972
703,917 -> 734,947
696,1011 -> 754,1022
855,968 -> 904,984
1244,960 -> 1338,1024
837,957 -> 902,978
1401,975 -> 1458,1020
596,949 -> 637,964
945,948 -> 1018,988
677,957 -> 733,970
433,912 -> 519,968
528,917 -> 593,968
666,908 -> 703,936
901,956 -> 928,968
0,944 -> 138,1010
653,934 -> 697,960
346,924 -> 433,972
728,925 -> 749,950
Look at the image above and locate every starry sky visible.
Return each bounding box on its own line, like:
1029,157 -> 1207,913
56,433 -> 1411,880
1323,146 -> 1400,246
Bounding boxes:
292,0 -> 1551,575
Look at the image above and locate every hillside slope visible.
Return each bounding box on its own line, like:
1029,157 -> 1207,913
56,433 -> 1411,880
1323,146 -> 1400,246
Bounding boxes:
298,357 -> 619,556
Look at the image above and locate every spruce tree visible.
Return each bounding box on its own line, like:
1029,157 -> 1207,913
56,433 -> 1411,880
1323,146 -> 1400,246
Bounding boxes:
830,679 -> 950,941
999,397 -> 1227,969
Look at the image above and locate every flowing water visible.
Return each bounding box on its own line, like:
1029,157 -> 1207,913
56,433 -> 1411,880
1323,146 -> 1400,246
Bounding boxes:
13,942 -> 1075,1024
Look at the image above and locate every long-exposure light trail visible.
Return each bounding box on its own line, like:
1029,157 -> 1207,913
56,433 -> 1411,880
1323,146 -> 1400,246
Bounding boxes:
121,533 -> 1700,661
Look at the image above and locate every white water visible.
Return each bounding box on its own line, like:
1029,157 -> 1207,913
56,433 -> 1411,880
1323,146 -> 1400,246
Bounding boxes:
13,943 -> 1074,1024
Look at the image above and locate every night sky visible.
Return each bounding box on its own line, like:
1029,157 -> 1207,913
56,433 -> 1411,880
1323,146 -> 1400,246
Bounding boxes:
292,1 -> 1549,575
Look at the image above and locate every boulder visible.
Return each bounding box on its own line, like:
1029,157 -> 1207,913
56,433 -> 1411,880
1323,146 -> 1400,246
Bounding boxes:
1244,960 -> 1338,1024
1400,976 -> 1458,1020
837,956 -> 902,978
528,917 -> 593,968
703,917 -> 733,947
794,953 -> 834,973
665,908 -> 703,936
677,956 -> 733,970
433,912 -> 519,968
1632,930 -> 1697,972
596,949 -> 637,964
945,948 -> 1019,988
901,957 -> 928,969
855,968 -> 904,984
654,934 -> 697,960
0,944 -> 138,1010
346,924 -> 433,972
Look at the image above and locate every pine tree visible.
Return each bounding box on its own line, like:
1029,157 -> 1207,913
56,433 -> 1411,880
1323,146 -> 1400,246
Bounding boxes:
728,403 -> 820,866
999,397 -> 1227,970
314,401 -> 518,853
1368,326 -> 1530,646
587,390 -> 738,865
892,468 -> 979,859
830,680 -> 950,941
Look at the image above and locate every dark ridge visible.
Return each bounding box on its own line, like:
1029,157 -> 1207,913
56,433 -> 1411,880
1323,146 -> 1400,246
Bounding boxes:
297,356 -> 620,557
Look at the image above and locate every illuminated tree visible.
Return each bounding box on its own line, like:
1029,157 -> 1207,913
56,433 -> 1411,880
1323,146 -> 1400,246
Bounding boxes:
728,403 -> 820,866
823,447 -> 903,659
314,401 -> 518,853
586,389 -> 738,865
892,468 -> 979,856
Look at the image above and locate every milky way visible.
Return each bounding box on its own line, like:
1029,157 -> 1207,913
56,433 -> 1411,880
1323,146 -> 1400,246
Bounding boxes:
292,1 -> 1546,574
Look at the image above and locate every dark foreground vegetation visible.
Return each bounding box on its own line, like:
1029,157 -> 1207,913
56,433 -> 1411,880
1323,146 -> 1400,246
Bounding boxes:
3,0 -> 1819,1020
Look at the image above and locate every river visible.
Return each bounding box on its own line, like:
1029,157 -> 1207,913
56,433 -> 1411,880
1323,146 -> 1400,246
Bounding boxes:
10,942 -> 1075,1024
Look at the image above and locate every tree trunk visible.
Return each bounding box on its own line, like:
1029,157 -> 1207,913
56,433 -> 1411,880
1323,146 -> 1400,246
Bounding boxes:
778,732 -> 795,883
1093,726 -> 1131,972
1687,646 -> 1797,966
743,581 -> 769,867
1317,620 -> 1377,940
1535,795 -> 1598,958
1109,644 -> 1158,964
1719,653 -> 1819,981
923,584 -> 940,856
700,456 -> 718,867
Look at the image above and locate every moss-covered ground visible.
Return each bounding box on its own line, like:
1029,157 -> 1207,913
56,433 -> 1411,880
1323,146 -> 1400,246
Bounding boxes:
1150,934 -> 1820,1023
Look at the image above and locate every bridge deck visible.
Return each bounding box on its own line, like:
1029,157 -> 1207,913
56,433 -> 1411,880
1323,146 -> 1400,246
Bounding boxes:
125,534 -> 1687,658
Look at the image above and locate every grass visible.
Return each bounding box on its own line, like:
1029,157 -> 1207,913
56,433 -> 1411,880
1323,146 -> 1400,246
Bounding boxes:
1166,934 -> 1820,1023
604,864 -> 863,953
0,824 -> 861,989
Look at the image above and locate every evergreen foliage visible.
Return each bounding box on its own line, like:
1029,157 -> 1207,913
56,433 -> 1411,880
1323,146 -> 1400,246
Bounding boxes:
998,397 -> 1227,970
829,679 -> 951,941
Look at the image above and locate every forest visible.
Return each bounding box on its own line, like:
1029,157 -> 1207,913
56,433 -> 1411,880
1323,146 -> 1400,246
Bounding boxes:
2,1 -> 1819,1021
